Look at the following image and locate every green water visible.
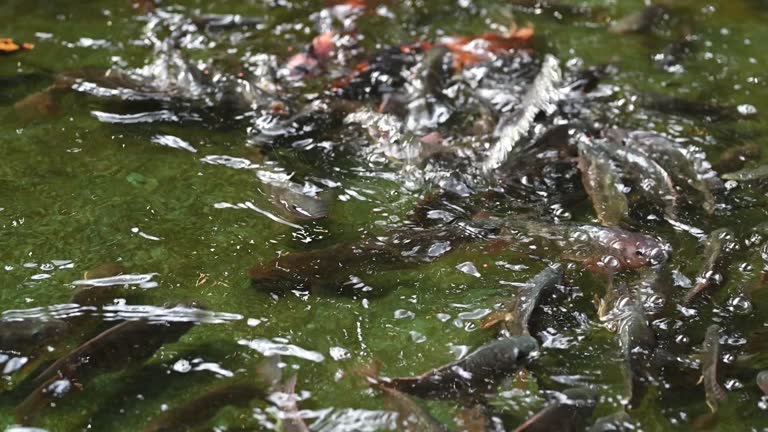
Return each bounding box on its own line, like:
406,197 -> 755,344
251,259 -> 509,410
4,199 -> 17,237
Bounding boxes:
2,0 -> 768,430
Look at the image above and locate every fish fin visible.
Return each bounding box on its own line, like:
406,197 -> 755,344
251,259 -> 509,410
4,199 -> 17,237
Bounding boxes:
697,375 -> 704,385
480,311 -> 507,330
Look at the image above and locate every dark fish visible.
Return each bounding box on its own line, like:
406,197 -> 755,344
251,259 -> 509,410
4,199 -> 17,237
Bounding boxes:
637,93 -> 740,120
722,165 -> 768,182
577,137 -> 629,226
497,219 -> 670,273
600,135 -> 679,220
250,220 -> 499,294
608,5 -> 667,34
16,318 -> 192,422
757,371 -> 768,396
511,387 -> 597,432
607,129 -> 722,213
700,324 -> 726,413
0,318 -> 67,354
481,265 -> 564,335
684,228 -> 736,304
143,383 -> 264,432
381,336 -> 538,400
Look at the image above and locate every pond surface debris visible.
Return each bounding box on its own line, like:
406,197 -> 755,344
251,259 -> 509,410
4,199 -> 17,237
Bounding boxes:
2,0 -> 768,430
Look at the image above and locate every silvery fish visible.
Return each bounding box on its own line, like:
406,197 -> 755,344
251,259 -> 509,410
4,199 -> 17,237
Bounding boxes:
482,265 -> 564,336
381,336 -> 538,400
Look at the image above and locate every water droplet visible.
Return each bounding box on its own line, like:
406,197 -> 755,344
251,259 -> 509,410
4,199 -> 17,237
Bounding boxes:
393,309 -> 415,319
737,104 -> 758,116
456,262 -> 481,277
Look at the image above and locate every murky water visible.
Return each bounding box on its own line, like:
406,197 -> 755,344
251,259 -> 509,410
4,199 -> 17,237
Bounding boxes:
2,0 -> 768,430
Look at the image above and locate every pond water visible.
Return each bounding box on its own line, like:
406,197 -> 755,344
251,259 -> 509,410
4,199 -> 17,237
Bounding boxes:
2,0 -> 768,430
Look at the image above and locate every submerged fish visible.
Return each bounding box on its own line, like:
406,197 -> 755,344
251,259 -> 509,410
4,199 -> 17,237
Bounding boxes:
379,385 -> 448,432
722,165 -> 768,182
577,137 -> 629,226
684,228 -> 736,304
608,5 -> 667,34
613,285 -> 657,409
380,336 -> 538,400
608,129 -> 722,214
512,387 -> 597,432
497,219 -> 670,273
258,173 -> 333,221
600,135 -> 679,221
481,265 -> 564,335
0,318 -> 67,354
713,143 -> 761,174
588,411 -> 634,432
16,318 -> 192,422
699,324 -> 726,413
143,383 -> 264,432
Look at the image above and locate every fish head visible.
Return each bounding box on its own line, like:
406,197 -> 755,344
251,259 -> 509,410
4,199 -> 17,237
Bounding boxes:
615,234 -> 669,269
512,335 -> 540,361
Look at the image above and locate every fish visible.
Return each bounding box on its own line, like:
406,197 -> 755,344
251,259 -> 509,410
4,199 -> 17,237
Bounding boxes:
250,219 -> 499,294
699,324 -> 726,413
454,404 -> 491,432
713,143 -> 761,174
16,318 -> 193,423
683,228 -> 736,304
607,129 -> 722,214
722,165 -> 768,182
481,265 -> 564,335
379,336 -> 538,400
403,45 -> 454,134
588,411 -> 634,431
258,173 -> 333,221
511,387 -> 597,432
577,137 -> 629,226
600,135 -> 679,221
0,318 -> 67,354
439,26 -> 534,70
142,383 -> 264,432
284,31 -> 335,80
379,385 -> 448,432
496,219 -> 670,273
608,5 -> 667,34
757,370 -> 768,396
614,285 -> 657,409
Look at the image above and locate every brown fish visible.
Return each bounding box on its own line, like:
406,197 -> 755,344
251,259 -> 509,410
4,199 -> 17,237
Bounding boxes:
699,324 -> 726,413
497,219 -> 670,274
577,137 -> 629,226
512,387 -> 597,432
684,228 -> 736,304
143,383 -> 264,432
